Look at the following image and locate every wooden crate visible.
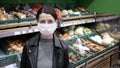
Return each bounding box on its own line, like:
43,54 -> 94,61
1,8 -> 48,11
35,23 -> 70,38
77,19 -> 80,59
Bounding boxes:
86,46 -> 118,68
76,63 -> 85,68
94,58 -> 110,68
111,53 -> 119,66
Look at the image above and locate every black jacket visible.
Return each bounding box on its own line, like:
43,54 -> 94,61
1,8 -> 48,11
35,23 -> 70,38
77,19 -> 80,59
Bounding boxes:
20,33 -> 69,68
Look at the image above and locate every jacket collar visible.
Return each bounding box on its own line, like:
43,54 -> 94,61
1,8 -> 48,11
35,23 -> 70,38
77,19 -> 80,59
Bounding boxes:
29,33 -> 62,49
53,34 -> 62,49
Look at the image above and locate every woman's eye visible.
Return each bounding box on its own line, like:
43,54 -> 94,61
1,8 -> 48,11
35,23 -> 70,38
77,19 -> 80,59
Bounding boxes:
39,20 -> 45,23
48,20 -> 53,24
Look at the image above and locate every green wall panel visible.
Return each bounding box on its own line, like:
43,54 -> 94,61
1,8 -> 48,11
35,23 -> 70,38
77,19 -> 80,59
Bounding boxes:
78,0 -> 120,14
0,0 -> 119,14
0,0 -> 76,4
0,0 -> 21,4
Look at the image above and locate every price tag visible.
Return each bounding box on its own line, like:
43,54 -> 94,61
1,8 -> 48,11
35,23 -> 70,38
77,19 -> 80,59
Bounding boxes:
67,21 -> 74,26
99,18 -> 101,21
22,30 -> 27,34
62,23 -> 67,27
106,17 -> 109,20
28,29 -> 33,33
75,20 -> 81,24
73,22 -> 77,25
87,19 -> 92,23
63,21 -> 73,27
80,20 -> 85,24
77,21 -> 81,25
92,19 -> 95,22
104,17 -> 107,20
60,24 -> 64,27
34,28 -> 39,32
14,31 -> 21,35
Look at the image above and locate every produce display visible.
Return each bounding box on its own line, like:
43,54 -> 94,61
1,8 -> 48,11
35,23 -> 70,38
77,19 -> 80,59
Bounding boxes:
0,49 -> 5,56
89,35 -> 103,44
109,32 -> 120,41
32,4 -> 43,15
100,32 -> 116,45
62,9 -> 80,16
7,39 -> 24,53
61,7 -> 91,17
89,33 -> 116,46
11,11 -> 27,19
63,25 -> 92,37
13,4 -> 36,18
61,33 -> 72,40
54,8 -> 62,21
81,38 -> 105,51
77,7 -> 91,15
0,7 -> 14,21
70,38 -> 93,56
69,52 -> 81,63
89,22 -> 110,31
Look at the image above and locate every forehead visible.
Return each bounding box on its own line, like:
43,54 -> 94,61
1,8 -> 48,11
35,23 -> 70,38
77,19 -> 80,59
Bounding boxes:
39,13 -> 54,20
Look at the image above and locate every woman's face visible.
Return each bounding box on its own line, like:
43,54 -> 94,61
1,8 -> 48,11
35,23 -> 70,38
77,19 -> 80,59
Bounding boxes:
38,13 -> 56,24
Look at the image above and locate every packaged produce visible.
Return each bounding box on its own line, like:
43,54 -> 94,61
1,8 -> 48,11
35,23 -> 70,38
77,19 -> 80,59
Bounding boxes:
81,38 -> 104,51
69,52 -> 81,63
70,38 -> 93,56
0,7 -> 14,21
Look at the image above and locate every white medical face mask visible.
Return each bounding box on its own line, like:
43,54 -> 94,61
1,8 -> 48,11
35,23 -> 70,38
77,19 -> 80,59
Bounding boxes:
37,23 -> 57,36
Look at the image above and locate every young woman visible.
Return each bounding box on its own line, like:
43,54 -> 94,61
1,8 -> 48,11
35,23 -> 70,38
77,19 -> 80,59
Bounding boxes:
20,6 -> 69,68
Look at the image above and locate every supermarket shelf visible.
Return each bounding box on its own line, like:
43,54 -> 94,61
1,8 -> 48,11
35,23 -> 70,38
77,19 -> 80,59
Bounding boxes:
60,15 -> 119,27
61,15 -> 95,21
95,15 -> 119,22
0,15 -> 119,38
0,26 -> 39,38
0,21 -> 37,30
60,18 -> 95,27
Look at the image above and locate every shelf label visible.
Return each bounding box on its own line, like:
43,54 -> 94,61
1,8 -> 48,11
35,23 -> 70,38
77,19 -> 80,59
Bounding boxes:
14,31 -> 21,35
92,19 -> 95,22
34,28 -> 39,32
60,24 -> 64,27
22,30 -> 27,34
62,21 -> 73,27
28,29 -> 33,33
80,20 -> 85,24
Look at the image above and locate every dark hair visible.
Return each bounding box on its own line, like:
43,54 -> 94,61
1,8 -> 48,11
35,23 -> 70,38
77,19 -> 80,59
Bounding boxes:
36,6 -> 57,20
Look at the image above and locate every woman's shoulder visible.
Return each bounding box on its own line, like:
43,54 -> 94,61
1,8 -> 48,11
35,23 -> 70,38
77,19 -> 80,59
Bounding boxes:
25,32 -> 40,45
59,39 -> 68,50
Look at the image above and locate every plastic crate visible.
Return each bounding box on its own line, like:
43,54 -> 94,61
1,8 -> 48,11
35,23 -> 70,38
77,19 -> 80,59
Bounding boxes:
0,39 -> 11,55
69,44 -> 95,57
64,37 -> 96,57
64,38 -> 77,46
0,39 -> 23,55
15,52 -> 22,62
0,18 -> 18,25
0,53 -> 19,67
87,33 -> 119,51
69,47 -> 85,68
19,17 -> 36,22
